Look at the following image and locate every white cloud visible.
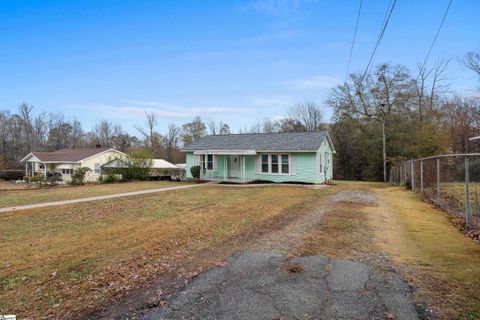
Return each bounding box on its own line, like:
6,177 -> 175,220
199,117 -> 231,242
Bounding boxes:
72,101 -> 251,121
288,75 -> 341,91
251,96 -> 294,107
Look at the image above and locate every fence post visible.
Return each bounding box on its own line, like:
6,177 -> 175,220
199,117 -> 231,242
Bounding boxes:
404,162 -> 407,185
411,161 -> 415,191
465,156 -> 470,228
436,157 -> 440,205
420,160 -> 424,192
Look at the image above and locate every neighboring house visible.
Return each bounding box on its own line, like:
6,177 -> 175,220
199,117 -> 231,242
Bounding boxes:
182,131 -> 335,184
101,158 -> 183,179
20,148 -> 127,182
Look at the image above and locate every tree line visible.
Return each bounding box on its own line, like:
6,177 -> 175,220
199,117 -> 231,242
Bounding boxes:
0,101 -> 325,170
328,52 -> 480,181
2,50 -> 479,181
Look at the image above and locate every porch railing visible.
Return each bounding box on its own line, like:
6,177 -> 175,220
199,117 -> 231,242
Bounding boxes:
201,170 -> 256,182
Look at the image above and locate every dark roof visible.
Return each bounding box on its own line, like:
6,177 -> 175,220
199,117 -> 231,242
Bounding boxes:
29,148 -> 109,162
183,131 -> 330,151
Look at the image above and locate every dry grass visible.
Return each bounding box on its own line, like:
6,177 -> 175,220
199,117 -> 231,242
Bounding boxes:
369,184 -> 480,319
0,185 -> 324,319
0,181 -> 188,207
299,181 -> 480,319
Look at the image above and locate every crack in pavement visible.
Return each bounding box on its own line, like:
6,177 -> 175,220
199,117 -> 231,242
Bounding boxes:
141,251 -> 418,320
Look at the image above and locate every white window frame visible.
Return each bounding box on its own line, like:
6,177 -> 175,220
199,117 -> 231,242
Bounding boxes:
281,154 -> 289,174
94,163 -> 101,175
200,154 -> 216,171
258,153 -> 291,176
61,169 -> 73,175
261,154 -> 269,173
207,154 -> 214,170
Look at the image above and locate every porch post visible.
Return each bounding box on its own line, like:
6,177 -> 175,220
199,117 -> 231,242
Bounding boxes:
242,155 -> 246,182
224,156 -> 227,180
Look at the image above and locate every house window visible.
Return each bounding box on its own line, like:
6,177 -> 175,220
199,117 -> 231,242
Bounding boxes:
261,154 -> 269,173
94,163 -> 100,175
39,164 -> 45,170
281,155 -> 289,174
207,154 -> 213,170
61,169 -> 73,175
271,155 -> 279,173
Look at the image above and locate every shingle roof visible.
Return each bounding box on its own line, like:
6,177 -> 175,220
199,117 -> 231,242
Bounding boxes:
29,148 -> 109,162
182,131 -> 329,151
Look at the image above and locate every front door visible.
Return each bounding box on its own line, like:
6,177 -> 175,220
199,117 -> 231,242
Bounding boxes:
227,155 -> 240,178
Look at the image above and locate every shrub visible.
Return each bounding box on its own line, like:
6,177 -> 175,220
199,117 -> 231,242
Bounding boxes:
190,165 -> 200,179
122,149 -> 153,181
71,167 -> 90,185
0,170 -> 24,180
457,159 -> 480,182
151,167 -> 186,181
102,171 -> 121,183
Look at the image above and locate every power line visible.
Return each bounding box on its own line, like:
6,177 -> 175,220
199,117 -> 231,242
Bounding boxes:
362,0 -> 397,79
344,0 -> 363,83
422,0 -> 453,66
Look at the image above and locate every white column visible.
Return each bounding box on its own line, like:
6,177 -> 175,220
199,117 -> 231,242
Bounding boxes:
242,156 -> 246,181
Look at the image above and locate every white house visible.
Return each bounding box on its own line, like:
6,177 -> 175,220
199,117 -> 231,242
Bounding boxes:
20,148 -> 127,182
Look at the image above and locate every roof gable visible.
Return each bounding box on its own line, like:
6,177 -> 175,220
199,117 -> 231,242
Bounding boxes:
21,148 -> 112,162
182,131 -> 331,152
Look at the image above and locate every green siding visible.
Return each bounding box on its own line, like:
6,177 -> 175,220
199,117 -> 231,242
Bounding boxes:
253,153 -> 317,183
183,137 -> 334,183
185,152 -> 196,178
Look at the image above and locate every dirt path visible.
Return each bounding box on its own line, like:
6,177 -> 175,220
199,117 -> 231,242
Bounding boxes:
99,187 -> 419,320
246,189 -> 376,253
0,184 -> 200,213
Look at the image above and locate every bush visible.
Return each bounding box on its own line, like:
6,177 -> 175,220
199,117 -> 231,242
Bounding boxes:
457,159 -> 480,182
71,167 -> 90,185
151,167 -> 186,181
0,170 -> 24,180
102,171 -> 121,183
122,149 -> 153,181
190,165 -> 200,179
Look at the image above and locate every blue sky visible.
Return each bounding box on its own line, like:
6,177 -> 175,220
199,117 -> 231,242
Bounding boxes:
0,0 -> 479,134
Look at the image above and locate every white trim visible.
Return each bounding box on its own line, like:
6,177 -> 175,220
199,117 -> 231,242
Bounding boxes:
256,153 -> 293,176
81,148 -> 128,162
256,150 -> 316,153
193,150 -> 257,155
20,153 -> 41,162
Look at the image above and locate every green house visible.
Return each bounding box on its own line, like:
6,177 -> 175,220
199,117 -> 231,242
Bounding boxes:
182,131 -> 335,184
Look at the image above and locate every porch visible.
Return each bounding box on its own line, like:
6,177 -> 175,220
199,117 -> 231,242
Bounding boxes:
198,153 -> 256,183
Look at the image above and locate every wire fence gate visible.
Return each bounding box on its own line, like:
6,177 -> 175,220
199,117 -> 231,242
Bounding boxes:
390,153 -> 480,229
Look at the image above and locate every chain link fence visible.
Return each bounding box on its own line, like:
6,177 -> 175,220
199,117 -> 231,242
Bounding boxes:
390,154 -> 480,228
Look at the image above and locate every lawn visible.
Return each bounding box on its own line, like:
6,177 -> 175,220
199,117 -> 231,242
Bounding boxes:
0,185 -> 325,319
0,181 -> 189,208
298,181 -> 480,319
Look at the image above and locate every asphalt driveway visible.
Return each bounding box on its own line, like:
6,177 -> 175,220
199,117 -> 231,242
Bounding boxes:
142,251 -> 418,320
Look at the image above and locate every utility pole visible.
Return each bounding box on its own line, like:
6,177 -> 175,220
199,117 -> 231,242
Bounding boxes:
382,119 -> 387,182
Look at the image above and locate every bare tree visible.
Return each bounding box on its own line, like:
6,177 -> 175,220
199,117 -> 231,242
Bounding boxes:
182,116 -> 206,145
329,64 -> 413,182
135,112 -> 158,150
165,124 -> 180,161
464,50 -> 480,77
286,102 -> 325,132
